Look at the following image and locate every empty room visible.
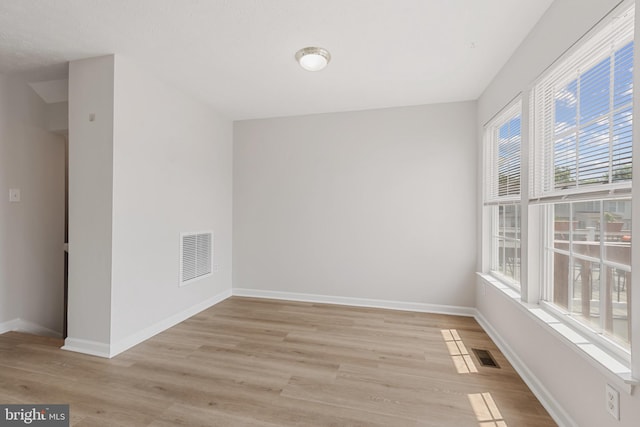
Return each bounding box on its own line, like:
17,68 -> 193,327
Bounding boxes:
1,0 -> 639,426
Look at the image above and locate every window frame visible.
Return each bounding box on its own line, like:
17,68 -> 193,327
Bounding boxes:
480,1 -> 638,378
483,99 -> 523,289
528,2 -> 636,361
541,199 -> 632,362
530,7 -> 634,202
489,203 -> 522,287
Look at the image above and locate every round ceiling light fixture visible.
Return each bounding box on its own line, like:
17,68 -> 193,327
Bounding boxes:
295,47 -> 331,71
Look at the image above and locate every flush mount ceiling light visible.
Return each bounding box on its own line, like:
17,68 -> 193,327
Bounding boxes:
295,47 -> 331,71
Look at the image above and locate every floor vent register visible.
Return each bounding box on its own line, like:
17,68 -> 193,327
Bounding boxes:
472,348 -> 500,368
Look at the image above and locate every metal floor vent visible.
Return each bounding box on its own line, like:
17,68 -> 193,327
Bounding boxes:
472,348 -> 500,368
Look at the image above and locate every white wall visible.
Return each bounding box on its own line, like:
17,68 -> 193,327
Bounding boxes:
110,56 -> 233,349
0,74 -> 65,334
477,1 -> 640,426
234,102 -> 477,307
68,56 -> 115,347
67,54 -> 232,356
46,101 -> 69,134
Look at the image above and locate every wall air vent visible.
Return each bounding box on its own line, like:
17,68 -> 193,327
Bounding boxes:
180,231 -> 213,285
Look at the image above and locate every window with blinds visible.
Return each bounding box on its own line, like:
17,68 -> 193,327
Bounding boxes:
531,5 -> 634,200
485,102 -> 522,204
533,3 -> 634,350
484,101 -> 522,286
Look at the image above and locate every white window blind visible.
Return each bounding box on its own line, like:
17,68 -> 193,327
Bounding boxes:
531,4 -> 634,200
484,101 -> 522,204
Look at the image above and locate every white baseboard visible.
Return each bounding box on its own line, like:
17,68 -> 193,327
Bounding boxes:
62,337 -> 111,358
108,288 -> 233,358
474,311 -> 576,427
232,288 -> 476,317
0,318 -> 21,334
13,319 -> 62,338
0,318 -> 62,338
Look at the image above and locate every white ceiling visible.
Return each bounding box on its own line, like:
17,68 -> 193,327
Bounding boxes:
0,0 -> 554,120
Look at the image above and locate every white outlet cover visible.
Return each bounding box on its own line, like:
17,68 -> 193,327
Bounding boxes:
605,383 -> 620,420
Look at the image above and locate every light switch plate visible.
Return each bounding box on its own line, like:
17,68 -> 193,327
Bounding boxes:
9,188 -> 20,202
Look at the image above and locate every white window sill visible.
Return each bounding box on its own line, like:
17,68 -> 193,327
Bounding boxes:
477,272 -> 638,394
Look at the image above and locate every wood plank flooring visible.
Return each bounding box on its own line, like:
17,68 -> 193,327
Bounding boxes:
0,297 -> 556,426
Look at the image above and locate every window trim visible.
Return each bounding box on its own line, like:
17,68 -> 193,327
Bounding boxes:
523,3 -> 637,354
483,98 -> 523,289
527,2 -> 635,359
539,299 -> 631,365
484,100 -> 523,204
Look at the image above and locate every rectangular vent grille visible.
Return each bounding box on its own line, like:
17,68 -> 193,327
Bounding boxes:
472,348 -> 500,368
180,232 -> 212,285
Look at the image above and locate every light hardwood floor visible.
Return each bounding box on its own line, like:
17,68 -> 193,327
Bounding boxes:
0,297 -> 556,426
